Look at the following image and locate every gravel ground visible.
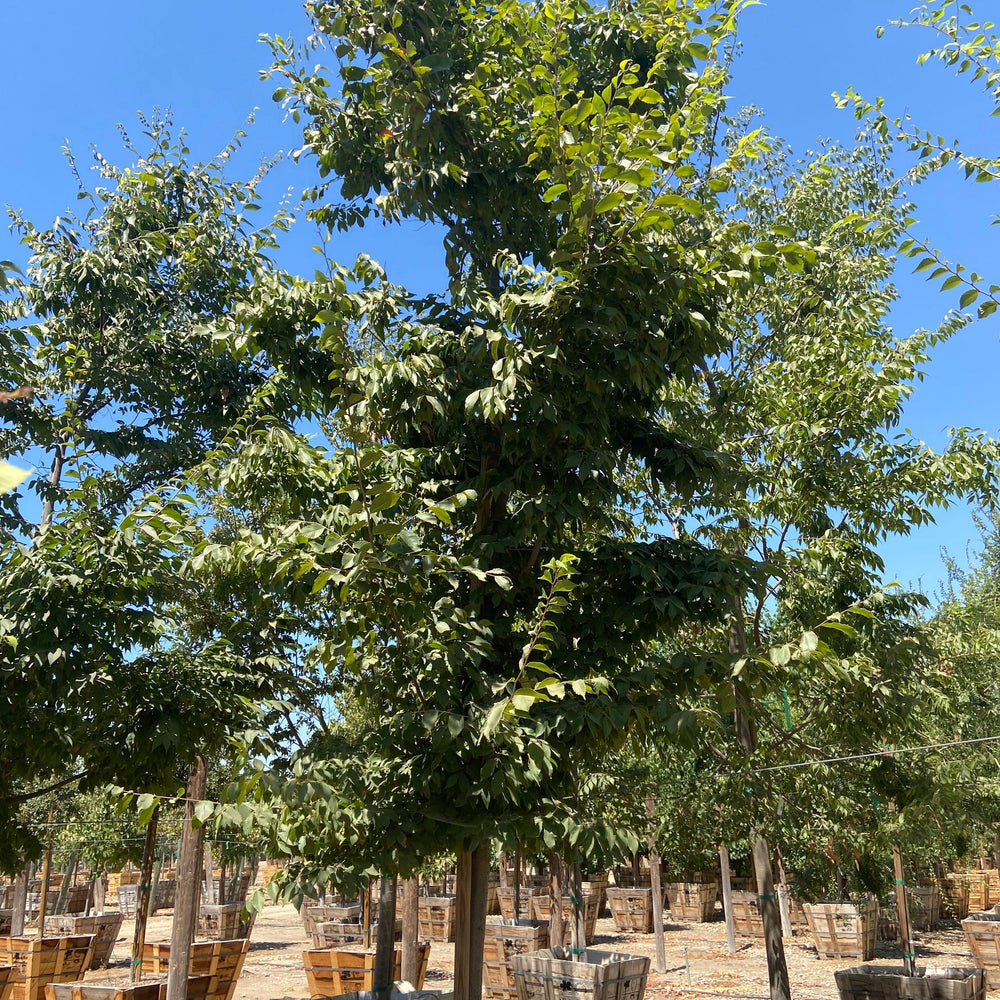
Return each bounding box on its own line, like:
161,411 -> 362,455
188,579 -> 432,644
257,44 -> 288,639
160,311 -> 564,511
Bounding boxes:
79,904 -> 986,1000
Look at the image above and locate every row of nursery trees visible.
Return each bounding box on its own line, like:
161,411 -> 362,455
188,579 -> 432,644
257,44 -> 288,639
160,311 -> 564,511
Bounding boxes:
4,0 -> 1000,996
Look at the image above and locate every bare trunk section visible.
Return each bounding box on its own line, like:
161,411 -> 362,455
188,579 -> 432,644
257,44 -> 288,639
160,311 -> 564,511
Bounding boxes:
548,853 -> 564,947
646,794 -> 666,974
165,757 -> 207,1000
131,808 -> 159,983
400,878 -> 420,985
893,845 -> 915,977
373,875 -> 397,993
719,845 -> 736,954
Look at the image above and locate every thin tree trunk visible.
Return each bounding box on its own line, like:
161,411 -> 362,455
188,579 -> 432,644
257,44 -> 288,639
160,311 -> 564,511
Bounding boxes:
719,845 -> 736,954
37,806 -> 55,933
202,843 -> 215,906
400,878 -> 420,985
131,808 -> 159,983
753,837 -> 791,1000
513,848 -> 521,922
165,757 -> 207,1000
646,794 -> 666,974
373,875 -> 397,993
468,845 -> 490,1000
774,848 -> 792,939
11,862 -> 29,936
362,877 -> 373,949
548,853 -> 564,946
454,851 -> 473,1000
893,845 -> 915,977
54,850 -> 79,916
148,861 -> 163,921
498,855 -> 508,889
570,861 -> 586,952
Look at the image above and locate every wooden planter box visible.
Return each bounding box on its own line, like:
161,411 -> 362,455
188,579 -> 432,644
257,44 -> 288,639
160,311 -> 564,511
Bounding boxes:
153,881 -> 176,911
497,888 -> 546,923
301,943 -> 429,998
45,914 -> 123,970
529,895 -> 599,945
483,921 -> 550,1000
834,965 -> 984,1000
908,886 -> 941,931
0,966 -> 14,1000
961,912 -> 1000,987
418,896 -> 456,942
510,947 -> 649,1000
606,888 -> 652,934
581,876 -> 609,917
803,900 -> 879,961
301,903 -> 361,937
942,876 -> 970,921
665,883 -> 717,923
0,936 -> 93,1000
197,904 -> 254,941
728,891 -> 765,938
141,938 -> 250,1000
0,915 -> 12,938
311,920 -> 366,948
45,986 -> 162,1000
959,873 -> 993,913
116,886 -> 140,918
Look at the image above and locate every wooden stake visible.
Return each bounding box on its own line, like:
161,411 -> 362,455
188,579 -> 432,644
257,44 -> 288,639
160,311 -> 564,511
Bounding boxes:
131,807 -> 160,983
362,877 -> 373,949
165,756 -> 207,1000
373,875 -> 397,994
775,847 -> 793,939
752,836 -> 791,1000
548,853 -> 564,947
36,805 -> 55,934
646,794 -> 666,974
719,845 -> 736,954
202,842 -> 215,906
400,878 -> 420,985
454,850 -> 473,1000
893,845 -> 915,977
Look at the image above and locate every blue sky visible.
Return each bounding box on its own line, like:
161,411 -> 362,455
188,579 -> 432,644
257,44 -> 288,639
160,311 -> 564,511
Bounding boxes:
1,1 -> 997,597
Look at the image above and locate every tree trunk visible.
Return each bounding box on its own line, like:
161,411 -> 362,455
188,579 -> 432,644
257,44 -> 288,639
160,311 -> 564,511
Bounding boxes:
202,843 -> 215,906
454,851 -> 473,1000
753,837 -> 791,1000
11,861 -> 29,936
469,845 -> 489,1000
54,849 -> 79,916
362,877 -> 373,949
775,849 -> 793,940
400,878 -> 420,985
548,853 -> 564,947
719,845 -> 736,954
37,807 -> 55,932
148,861 -> 163,921
131,808 -> 159,983
570,861 -> 585,952
513,848 -> 521,923
646,794 -> 666,974
893,845 -> 915,977
165,757 -> 207,1000
373,875 -> 397,993
498,855 -> 508,889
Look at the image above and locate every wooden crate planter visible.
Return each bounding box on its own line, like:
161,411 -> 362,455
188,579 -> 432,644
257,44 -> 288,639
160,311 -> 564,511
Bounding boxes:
908,886 -> 941,931
961,912 -> 1000,987
581,876 -> 609,917
418,896 -> 456,942
0,966 -> 14,1000
153,881 -> 176,911
510,947 -> 649,1000
942,876 -> 970,921
116,886 -> 140,918
0,915 -> 11,938
728,891 -> 765,938
197,904 -> 254,941
141,939 -> 249,1000
484,921 -> 550,1000
665,883 -> 716,923
45,985 -> 163,1000
529,895 -> 599,946
960,874 -> 991,913
605,889 -> 652,934
833,965 -> 984,1000
0,936 -> 93,1000
301,902 -> 361,937
803,900 -> 879,961
46,914 -> 123,970
311,920 -> 365,948
301,943 -> 429,998
497,888 -> 546,923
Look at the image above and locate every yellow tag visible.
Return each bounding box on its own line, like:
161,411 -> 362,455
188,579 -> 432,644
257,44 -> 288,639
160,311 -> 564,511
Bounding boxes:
0,461 -> 29,493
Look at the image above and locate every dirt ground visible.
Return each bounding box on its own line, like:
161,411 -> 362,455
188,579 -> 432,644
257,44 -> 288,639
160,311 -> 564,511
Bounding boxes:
86,904 -> 984,1000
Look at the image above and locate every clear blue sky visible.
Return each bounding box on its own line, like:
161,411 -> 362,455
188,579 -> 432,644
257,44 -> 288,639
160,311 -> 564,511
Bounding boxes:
1,1 -> 997,598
